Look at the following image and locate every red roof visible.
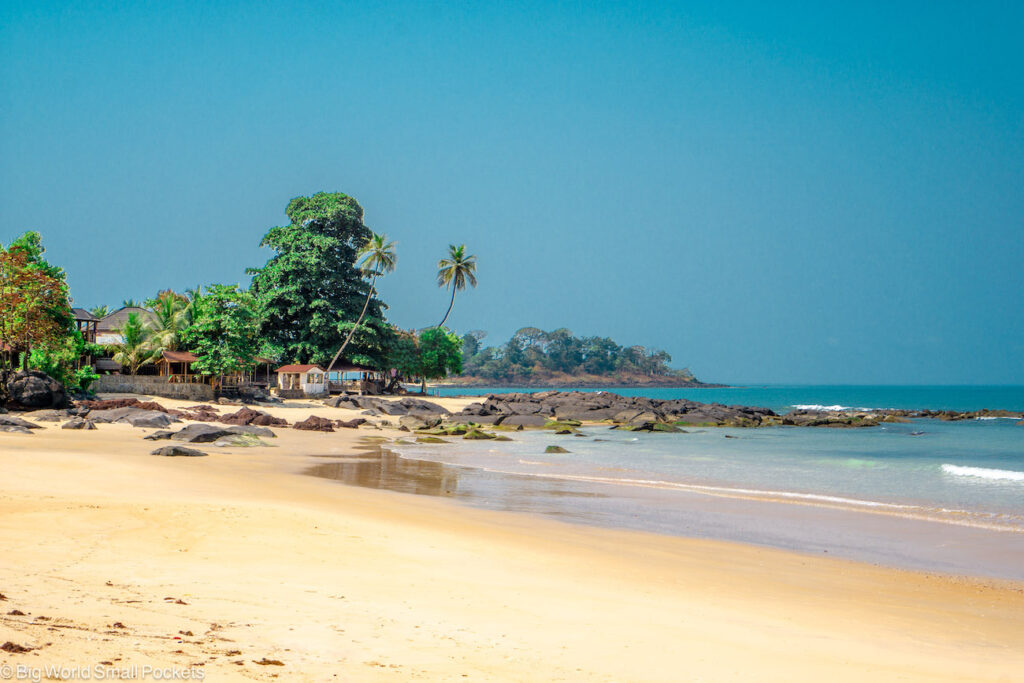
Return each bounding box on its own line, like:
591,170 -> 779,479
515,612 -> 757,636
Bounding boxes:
276,364 -> 325,373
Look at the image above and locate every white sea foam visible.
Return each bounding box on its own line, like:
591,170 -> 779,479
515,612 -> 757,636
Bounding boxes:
941,464 -> 1024,482
791,404 -> 871,412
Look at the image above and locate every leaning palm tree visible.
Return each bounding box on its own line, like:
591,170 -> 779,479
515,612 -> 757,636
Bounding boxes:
110,313 -> 159,375
326,232 -> 397,373
436,244 -> 477,328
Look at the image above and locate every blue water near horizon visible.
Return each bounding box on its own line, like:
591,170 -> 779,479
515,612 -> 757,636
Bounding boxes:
434,384 -> 1024,413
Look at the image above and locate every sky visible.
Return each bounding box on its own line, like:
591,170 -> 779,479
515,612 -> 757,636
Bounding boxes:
1,1 -> 1022,385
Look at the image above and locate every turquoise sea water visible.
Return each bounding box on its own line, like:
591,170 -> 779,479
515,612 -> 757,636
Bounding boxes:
435,384 -> 1024,413
385,385 -> 1024,578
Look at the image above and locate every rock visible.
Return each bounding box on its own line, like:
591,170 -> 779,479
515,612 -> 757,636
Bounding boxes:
500,414 -> 548,428
22,409 -> 70,422
171,423 -> 234,443
219,407 -> 288,427
226,425 -> 276,438
398,397 -> 449,414
292,416 -> 335,432
251,413 -> 289,427
545,445 -> 569,453
61,417 -> 96,430
398,414 -> 444,431
151,446 -> 208,457
4,370 -> 69,409
335,418 -> 366,429
212,434 -> 268,448
127,413 -> 175,429
0,415 -> 41,430
89,407 -> 180,425
0,425 -> 33,434
463,429 -> 496,440
415,436 -> 447,443
143,430 -> 175,440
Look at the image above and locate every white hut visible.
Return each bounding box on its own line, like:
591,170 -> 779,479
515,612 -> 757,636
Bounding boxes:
275,364 -> 328,397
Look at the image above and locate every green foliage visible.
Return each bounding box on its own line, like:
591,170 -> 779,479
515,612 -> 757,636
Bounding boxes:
327,232 -> 398,372
89,304 -> 111,319
436,244 -> 478,328
25,329 -> 99,392
181,284 -> 258,378
110,312 -> 159,375
0,232 -> 74,371
417,328 -> 463,380
461,327 -> 694,382
249,192 -> 391,367
145,289 -> 193,352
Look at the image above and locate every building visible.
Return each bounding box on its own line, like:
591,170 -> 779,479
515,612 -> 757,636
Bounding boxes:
95,307 -> 159,346
155,350 -> 200,382
276,364 -> 328,398
326,360 -> 385,395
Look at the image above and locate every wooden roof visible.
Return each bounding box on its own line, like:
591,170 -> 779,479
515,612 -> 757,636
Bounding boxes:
161,350 -> 198,363
72,308 -> 99,322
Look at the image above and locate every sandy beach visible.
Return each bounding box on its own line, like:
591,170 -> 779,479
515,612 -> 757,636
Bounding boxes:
2,396 -> 1023,681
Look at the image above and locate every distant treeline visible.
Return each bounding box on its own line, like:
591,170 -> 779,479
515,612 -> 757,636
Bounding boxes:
458,327 -> 698,384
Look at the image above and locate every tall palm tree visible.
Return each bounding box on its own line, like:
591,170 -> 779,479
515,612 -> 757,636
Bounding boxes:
111,313 -> 158,375
436,244 -> 477,328
327,232 -> 397,373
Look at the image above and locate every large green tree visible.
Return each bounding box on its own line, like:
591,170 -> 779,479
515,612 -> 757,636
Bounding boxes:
181,284 -> 258,384
249,193 -> 391,367
0,233 -> 73,371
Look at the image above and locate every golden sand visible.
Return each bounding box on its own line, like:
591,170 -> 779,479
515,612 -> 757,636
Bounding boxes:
1,396 -> 1022,681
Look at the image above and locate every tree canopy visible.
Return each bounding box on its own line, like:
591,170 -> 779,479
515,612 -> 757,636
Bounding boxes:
461,327 -> 693,383
181,284 -> 259,380
0,233 -> 73,370
248,192 -> 392,367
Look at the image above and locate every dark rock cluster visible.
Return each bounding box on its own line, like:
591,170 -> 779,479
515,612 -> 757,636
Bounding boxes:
454,391 -> 777,428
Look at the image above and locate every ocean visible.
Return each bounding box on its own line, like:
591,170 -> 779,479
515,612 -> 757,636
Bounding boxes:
327,386 -> 1024,578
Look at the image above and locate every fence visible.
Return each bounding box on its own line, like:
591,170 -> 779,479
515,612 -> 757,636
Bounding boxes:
91,375 -> 215,401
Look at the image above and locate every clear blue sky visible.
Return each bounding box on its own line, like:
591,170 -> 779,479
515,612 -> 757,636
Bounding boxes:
2,1 -> 1021,384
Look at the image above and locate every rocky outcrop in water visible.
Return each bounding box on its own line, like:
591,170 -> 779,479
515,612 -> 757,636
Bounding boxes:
454,391 -> 777,428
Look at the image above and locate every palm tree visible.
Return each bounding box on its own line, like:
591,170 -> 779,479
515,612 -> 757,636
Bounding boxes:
147,290 -> 192,353
436,244 -> 477,328
122,298 -> 141,308
89,304 -> 111,319
111,313 -> 158,375
326,232 -> 397,373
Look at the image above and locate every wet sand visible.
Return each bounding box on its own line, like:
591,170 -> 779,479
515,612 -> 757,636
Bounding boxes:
1,395 -> 1023,680
309,445 -> 1024,580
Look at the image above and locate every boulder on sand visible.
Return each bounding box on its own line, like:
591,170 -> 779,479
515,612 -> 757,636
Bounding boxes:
3,370 -> 69,409
292,415 -> 335,432
22,409 -> 70,422
0,415 -> 41,430
226,425 -> 276,438
219,407 -> 288,427
151,446 -> 208,457
170,423 -> 234,443
0,425 -> 33,434
61,417 -> 96,430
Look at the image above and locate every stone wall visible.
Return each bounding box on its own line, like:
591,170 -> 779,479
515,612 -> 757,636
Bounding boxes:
91,375 -> 214,401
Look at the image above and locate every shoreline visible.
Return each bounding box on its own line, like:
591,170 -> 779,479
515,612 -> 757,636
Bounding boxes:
315,439 -> 1024,581
2,395 -> 1024,679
